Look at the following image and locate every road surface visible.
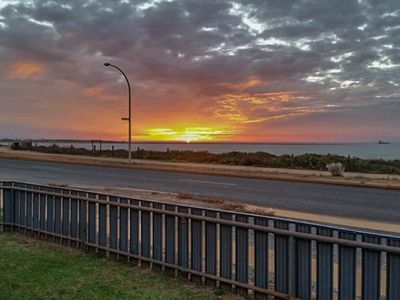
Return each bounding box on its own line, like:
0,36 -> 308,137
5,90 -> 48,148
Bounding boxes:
0,157 -> 399,223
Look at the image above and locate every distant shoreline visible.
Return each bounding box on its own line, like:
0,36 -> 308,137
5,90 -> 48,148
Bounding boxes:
2,139 -> 400,160
0,139 -> 398,145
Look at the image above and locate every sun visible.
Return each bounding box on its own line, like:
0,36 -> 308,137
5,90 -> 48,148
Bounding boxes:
176,131 -> 204,143
140,126 -> 236,142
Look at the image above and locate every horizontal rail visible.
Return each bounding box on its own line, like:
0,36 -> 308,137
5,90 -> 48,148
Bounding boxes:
3,180 -> 400,240
3,184 -> 400,253
0,222 -> 81,242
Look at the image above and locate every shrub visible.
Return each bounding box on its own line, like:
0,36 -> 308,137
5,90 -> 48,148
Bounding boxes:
10,142 -> 21,150
10,141 -> 33,150
9,142 -> 400,175
327,162 -> 345,176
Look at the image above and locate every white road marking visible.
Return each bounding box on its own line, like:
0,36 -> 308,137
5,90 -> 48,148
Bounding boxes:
31,165 -> 64,171
179,179 -> 237,186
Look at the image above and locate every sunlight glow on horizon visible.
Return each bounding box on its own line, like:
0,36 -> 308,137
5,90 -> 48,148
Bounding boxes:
136,127 -> 238,143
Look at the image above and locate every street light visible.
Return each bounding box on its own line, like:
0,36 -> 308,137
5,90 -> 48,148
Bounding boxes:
104,62 -> 132,163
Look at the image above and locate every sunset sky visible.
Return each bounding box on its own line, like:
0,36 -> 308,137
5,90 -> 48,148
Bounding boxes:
0,0 -> 399,142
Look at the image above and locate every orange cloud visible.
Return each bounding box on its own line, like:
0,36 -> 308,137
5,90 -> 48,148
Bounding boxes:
214,92 -> 311,123
7,61 -> 48,79
83,86 -> 121,101
218,76 -> 263,90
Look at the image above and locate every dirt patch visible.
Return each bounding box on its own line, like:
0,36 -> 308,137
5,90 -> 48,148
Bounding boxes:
58,183 -> 276,217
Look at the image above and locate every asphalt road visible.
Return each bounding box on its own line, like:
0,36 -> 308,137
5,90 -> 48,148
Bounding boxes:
0,157 -> 399,223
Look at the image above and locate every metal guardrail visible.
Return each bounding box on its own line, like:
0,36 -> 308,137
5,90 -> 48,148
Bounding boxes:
1,181 -> 400,299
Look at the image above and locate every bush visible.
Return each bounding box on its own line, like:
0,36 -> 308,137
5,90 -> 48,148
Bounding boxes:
9,143 -> 400,175
10,142 -> 21,150
10,141 -> 32,150
327,162 -> 345,176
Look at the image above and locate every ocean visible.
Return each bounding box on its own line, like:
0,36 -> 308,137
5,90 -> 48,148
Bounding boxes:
32,142 -> 400,160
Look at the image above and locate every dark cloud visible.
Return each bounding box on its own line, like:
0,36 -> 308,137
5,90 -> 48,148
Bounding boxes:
0,0 -> 399,141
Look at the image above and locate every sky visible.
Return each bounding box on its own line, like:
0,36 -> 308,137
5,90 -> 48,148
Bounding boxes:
0,0 -> 399,143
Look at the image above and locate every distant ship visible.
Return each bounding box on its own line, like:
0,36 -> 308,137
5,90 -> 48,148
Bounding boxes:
378,140 -> 390,144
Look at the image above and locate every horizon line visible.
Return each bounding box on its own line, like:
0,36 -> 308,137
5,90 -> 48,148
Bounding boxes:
1,138 -> 397,144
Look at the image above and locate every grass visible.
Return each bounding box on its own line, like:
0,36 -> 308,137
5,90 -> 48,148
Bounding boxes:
0,232 -> 222,300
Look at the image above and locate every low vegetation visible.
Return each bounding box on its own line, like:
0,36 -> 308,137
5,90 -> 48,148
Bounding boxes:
10,142 -> 400,175
0,232 -> 221,300
326,162 -> 345,176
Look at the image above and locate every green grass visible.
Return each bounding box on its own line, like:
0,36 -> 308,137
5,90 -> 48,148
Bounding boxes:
0,232 -> 221,300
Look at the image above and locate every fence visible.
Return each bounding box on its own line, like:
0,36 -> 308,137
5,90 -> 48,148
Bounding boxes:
1,181 -> 400,299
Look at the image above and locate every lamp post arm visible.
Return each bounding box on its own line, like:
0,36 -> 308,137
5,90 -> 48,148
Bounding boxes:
105,63 -> 132,162
107,64 -> 131,97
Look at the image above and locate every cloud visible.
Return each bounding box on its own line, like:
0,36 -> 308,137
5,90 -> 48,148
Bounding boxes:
6,60 -> 48,79
214,91 -> 315,125
0,0 -> 399,141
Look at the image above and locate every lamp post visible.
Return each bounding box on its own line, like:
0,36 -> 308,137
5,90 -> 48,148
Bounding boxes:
104,62 -> 132,163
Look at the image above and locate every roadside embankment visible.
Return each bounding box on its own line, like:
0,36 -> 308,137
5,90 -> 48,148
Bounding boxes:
1,146 -> 400,190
